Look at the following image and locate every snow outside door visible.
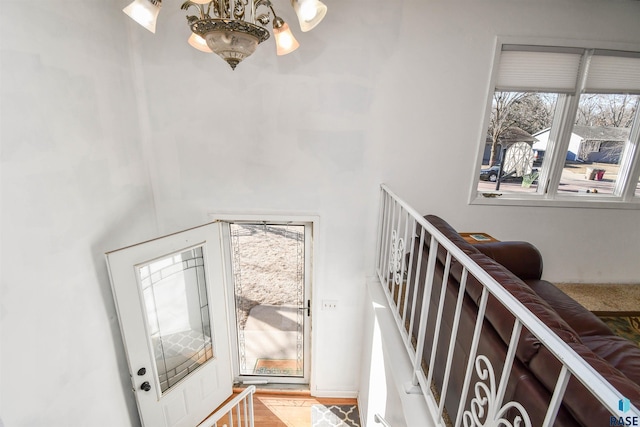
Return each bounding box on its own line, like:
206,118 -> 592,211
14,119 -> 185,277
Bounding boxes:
106,222 -> 232,427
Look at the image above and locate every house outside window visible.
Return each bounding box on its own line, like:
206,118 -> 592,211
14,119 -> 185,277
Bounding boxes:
473,43 -> 640,208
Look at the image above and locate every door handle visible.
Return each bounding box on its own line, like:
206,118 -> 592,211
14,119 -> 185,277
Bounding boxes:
298,299 -> 310,317
140,381 -> 151,392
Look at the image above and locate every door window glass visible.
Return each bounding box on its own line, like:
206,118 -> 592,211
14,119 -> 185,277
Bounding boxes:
138,246 -> 214,393
230,223 -> 306,377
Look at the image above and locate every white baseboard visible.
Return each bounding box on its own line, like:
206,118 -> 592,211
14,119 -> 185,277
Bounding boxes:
311,389 -> 359,399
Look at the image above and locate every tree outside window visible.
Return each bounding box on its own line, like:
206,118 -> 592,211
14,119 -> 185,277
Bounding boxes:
475,45 -> 640,206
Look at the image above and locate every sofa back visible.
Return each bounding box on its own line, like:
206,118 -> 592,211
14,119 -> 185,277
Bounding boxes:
403,215 -> 640,427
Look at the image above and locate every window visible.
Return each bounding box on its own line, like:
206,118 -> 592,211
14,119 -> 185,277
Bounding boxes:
474,44 -> 640,208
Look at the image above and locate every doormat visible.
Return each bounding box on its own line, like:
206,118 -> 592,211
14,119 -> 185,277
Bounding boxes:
311,405 -> 361,427
595,313 -> 640,347
253,359 -> 302,375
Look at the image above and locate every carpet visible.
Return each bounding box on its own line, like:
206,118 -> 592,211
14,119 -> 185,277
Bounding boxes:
253,358 -> 302,375
311,405 -> 361,427
596,313 -> 640,347
555,283 -> 640,313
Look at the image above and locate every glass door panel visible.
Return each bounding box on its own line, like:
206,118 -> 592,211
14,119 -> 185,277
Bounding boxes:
230,223 -> 307,378
138,246 -> 214,393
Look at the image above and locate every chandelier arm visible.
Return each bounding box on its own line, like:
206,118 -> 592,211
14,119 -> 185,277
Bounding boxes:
208,0 -> 226,18
180,1 -> 209,19
253,0 -> 276,26
267,3 -> 278,19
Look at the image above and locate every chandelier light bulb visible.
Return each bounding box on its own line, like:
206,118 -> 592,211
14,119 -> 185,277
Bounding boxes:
273,21 -> 299,56
299,2 -> 317,21
132,8 -> 154,26
188,33 -> 212,53
292,0 -> 327,32
123,0 -> 161,33
280,32 -> 294,49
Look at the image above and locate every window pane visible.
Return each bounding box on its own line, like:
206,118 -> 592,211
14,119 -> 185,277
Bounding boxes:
478,92 -> 558,194
230,223 -> 306,377
138,246 -> 214,394
557,94 -> 639,196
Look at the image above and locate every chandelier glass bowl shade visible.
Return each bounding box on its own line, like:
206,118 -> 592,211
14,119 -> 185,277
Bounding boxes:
122,0 -> 328,70
190,18 -> 270,70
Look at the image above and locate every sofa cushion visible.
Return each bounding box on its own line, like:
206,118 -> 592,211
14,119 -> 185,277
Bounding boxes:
470,255 -> 582,363
529,340 -> 640,426
527,279 -> 640,388
580,335 -> 640,385
525,279 -> 615,337
423,216 -> 582,363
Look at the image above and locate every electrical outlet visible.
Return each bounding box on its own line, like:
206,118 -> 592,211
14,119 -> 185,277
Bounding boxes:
322,299 -> 338,310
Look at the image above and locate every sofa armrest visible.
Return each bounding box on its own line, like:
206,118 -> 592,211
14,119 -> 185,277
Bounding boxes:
475,241 -> 543,280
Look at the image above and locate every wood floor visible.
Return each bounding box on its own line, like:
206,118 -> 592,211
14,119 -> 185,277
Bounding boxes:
213,388 -> 359,427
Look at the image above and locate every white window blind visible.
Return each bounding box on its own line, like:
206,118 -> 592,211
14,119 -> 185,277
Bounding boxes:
496,49 -> 583,92
584,52 -> 640,94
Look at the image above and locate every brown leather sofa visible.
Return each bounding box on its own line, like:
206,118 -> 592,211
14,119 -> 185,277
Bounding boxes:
403,215 -> 640,427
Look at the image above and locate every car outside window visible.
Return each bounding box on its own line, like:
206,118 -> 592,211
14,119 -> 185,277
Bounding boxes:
474,44 -> 640,208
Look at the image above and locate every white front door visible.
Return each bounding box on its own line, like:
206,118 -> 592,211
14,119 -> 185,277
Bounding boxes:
106,222 -> 232,427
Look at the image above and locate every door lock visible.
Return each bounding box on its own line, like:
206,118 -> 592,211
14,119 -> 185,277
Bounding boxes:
137,367 -> 146,376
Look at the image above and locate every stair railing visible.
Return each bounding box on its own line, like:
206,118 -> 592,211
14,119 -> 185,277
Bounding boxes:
375,184 -> 639,427
197,385 -> 256,427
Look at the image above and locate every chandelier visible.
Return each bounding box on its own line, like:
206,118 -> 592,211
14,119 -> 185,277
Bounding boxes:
123,0 -> 328,70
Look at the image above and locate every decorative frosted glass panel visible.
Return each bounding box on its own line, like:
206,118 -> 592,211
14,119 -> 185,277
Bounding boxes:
138,246 -> 214,394
230,223 -> 305,377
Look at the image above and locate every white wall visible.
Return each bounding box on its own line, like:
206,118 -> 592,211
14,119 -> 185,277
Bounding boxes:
368,0 -> 640,284
358,280 -> 432,427
2,0 -> 640,425
1,1 -> 157,426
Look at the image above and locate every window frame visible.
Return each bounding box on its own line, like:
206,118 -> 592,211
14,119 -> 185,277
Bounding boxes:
471,38 -> 640,209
